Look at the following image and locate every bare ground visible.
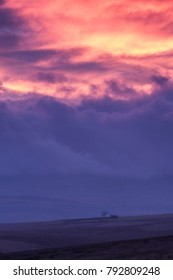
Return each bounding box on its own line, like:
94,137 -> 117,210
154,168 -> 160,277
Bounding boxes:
0,235 -> 173,259
1,214 -> 173,259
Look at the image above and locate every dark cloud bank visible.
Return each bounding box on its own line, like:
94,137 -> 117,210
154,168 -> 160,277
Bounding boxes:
0,4 -> 31,50
1,85 -> 173,222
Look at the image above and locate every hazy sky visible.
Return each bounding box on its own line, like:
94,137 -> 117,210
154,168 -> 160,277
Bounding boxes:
0,0 -> 173,222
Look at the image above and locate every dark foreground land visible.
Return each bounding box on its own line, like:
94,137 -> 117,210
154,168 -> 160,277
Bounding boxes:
1,235 -> 173,260
1,214 -> 173,259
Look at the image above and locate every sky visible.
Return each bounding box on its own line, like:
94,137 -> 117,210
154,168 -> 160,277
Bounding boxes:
1,0 -> 173,222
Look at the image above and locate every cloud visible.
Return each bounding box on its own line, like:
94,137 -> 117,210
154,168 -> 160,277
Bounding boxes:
0,46 -> 159,99
0,0 -> 5,5
78,96 -> 138,113
55,60 -> 107,73
35,72 -> 68,83
105,79 -> 138,97
0,8 -> 24,28
104,0 -> 173,39
1,88 -> 173,178
4,48 -> 84,62
0,95 -> 112,176
3,48 -> 107,73
0,33 -> 21,49
1,87 -> 173,220
151,75 -> 169,86
0,47 -> 110,97
3,49 -> 57,63
0,7 -> 29,50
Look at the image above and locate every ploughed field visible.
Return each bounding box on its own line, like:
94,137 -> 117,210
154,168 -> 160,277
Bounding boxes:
0,214 -> 173,259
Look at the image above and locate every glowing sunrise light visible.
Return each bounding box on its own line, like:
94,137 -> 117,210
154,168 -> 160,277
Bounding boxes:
0,0 -> 173,100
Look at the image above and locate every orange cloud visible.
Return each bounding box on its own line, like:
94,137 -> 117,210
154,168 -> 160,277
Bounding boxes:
0,0 -> 173,100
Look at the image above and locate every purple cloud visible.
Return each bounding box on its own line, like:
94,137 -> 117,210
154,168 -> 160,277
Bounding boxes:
1,86 -> 173,222
1,86 -> 173,179
0,0 -> 5,5
3,48 -> 85,63
35,72 -> 68,83
151,75 -> 169,86
3,49 -> 57,63
0,33 -> 21,49
0,8 -> 24,28
105,79 -> 138,97
0,7 -> 30,50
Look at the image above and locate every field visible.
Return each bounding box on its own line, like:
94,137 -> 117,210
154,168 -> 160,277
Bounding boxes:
0,214 -> 173,259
